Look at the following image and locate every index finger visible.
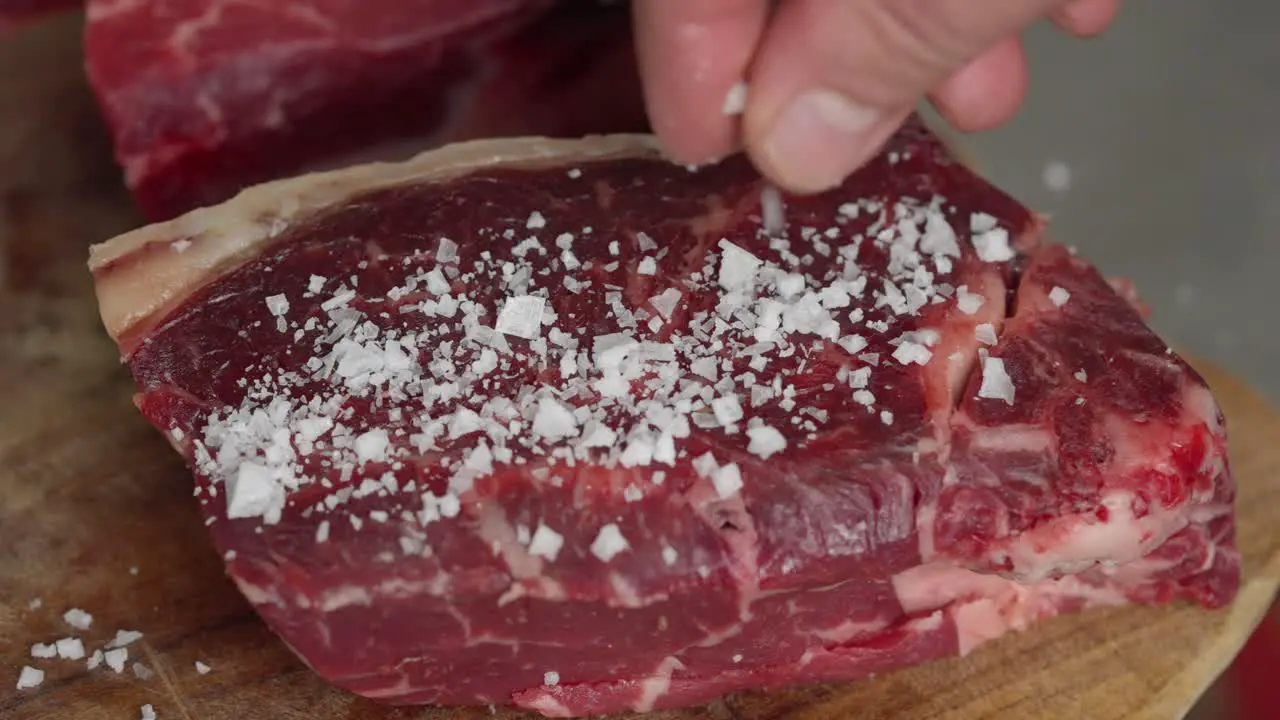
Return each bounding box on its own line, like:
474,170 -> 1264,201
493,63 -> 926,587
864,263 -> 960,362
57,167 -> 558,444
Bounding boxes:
632,0 -> 769,165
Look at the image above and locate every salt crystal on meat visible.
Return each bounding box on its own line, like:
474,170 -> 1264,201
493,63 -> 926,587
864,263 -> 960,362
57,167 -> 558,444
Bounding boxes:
975,323 -> 998,346
978,356 -> 1015,404
892,341 -> 932,366
590,524 -> 630,563
16,666 -> 43,690
104,648 -> 128,673
55,637 -> 86,660
532,397 -> 579,441
494,296 -> 546,340
746,426 -> 787,458
955,286 -> 985,315
106,629 -> 143,648
717,240 -> 761,291
63,608 -> 93,630
528,523 -> 565,562
971,215 -> 1014,263
711,463 -> 744,499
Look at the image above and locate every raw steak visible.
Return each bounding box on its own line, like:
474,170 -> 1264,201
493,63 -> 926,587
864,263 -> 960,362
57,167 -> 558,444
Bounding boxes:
84,0 -> 645,222
0,0 -> 79,33
88,118 -> 1240,717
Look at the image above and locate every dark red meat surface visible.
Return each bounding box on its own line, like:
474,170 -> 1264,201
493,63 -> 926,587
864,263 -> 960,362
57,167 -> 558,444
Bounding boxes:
99,120 -> 1239,717
84,0 -> 645,221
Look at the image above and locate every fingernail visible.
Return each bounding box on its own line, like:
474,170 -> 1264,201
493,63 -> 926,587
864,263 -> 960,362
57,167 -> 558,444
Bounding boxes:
761,90 -> 882,192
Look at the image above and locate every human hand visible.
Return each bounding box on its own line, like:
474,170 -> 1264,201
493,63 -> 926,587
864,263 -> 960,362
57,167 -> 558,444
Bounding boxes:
633,0 -> 1120,193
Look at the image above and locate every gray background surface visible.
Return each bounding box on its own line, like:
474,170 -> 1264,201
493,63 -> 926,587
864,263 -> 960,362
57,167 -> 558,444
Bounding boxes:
964,1 -> 1279,400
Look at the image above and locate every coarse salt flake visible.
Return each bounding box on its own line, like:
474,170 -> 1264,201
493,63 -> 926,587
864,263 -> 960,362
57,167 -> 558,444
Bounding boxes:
107,630 -> 143,648
436,237 -> 458,262
226,462 -> 279,522
711,463 -> 744,499
56,637 -> 85,660
711,395 -> 744,426
532,397 -> 578,441
31,643 -> 56,659
920,211 -> 960,257
619,434 -> 656,468
837,334 -> 867,355
690,356 -> 718,382
141,703 -> 157,720
526,211 -> 547,229
975,323 -> 998,346
892,341 -> 932,366
971,223 -> 1015,263
353,428 -> 390,464
978,356 -> 1015,405
722,81 -> 748,115
637,257 -> 657,275
649,288 -> 682,320
971,212 -> 998,232
528,523 -> 565,562
579,423 -> 617,449
593,333 -> 638,371
63,608 -> 93,630
746,425 -> 787,459
448,407 -> 482,439
544,670 -> 561,686
16,666 -> 43,690
1049,286 -> 1071,307
265,294 -> 289,316
495,295 -> 547,340
590,524 -> 630,563
760,185 -> 785,237
717,240 -> 761,291
104,648 -> 128,673
955,286 -> 985,315
425,268 -> 450,295
195,661 -> 212,674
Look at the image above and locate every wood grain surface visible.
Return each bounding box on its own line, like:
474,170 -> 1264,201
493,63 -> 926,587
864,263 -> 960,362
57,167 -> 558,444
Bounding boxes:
2,14 -> 1278,720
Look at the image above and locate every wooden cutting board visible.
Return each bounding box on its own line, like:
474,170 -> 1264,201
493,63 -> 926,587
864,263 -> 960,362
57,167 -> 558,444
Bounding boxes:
2,14 -> 1278,720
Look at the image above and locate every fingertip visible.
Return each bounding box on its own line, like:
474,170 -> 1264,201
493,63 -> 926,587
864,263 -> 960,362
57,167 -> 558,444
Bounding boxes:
928,38 -> 1029,133
1052,0 -> 1121,37
631,0 -> 768,165
744,92 -> 909,194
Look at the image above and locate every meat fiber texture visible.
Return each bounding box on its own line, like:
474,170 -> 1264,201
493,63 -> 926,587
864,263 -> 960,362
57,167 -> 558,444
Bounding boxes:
0,0 -> 80,33
88,118 -> 1240,717
84,0 -> 646,222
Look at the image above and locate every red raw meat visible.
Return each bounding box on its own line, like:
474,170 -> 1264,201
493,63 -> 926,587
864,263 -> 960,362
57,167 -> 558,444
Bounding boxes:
88,118 -> 1239,717
0,0 -> 79,33
84,0 -> 646,221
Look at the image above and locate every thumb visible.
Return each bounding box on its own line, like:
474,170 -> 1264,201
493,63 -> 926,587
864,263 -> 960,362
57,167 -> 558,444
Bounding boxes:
743,0 -> 1065,193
